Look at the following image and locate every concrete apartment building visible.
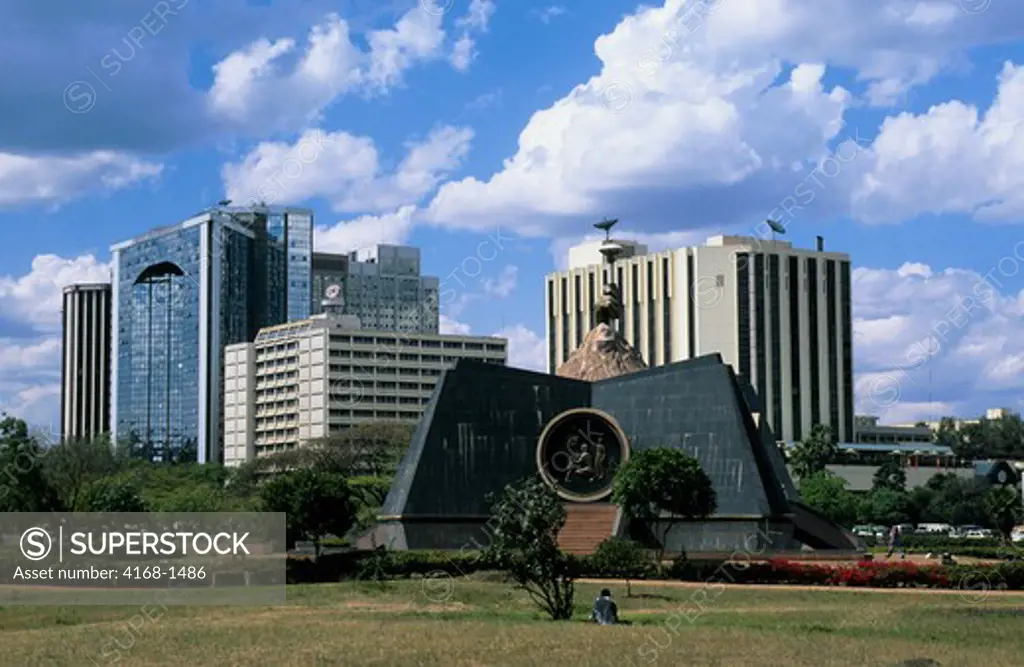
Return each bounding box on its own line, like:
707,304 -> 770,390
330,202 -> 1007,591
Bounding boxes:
222,312 -> 507,466
61,283 -> 112,442
310,245 -> 440,333
546,234 -> 853,443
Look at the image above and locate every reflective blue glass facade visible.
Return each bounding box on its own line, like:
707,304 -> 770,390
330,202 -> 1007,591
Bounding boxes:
114,225 -> 205,462
285,212 -> 312,322
111,207 -> 312,463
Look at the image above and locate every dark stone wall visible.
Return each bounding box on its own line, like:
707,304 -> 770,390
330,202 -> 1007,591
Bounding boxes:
591,357 -> 789,518
382,360 -> 590,518
639,519 -> 801,553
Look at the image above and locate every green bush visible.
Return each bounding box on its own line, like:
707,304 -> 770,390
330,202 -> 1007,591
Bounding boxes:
286,549 -> 498,583
586,538 -> 655,579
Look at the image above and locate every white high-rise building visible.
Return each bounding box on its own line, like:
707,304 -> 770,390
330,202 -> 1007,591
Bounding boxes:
222,312 -> 507,466
546,234 -> 853,443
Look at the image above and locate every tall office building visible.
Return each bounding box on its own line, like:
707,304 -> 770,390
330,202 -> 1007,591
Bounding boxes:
60,283 -> 112,442
311,245 -> 440,333
222,312 -> 506,466
110,205 -> 313,463
545,235 -> 853,443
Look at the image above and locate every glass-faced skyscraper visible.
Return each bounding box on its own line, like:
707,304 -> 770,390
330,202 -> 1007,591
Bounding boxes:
110,206 -> 312,463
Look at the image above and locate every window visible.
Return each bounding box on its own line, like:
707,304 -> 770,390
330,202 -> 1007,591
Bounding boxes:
631,264 -> 640,348
788,256 -> 802,441
575,274 -> 582,347
662,257 -> 671,360
841,261 -> 853,442
769,255 -> 782,437
807,258 -> 820,426
735,253 -> 751,381
647,261 -> 655,364
827,260 -> 839,438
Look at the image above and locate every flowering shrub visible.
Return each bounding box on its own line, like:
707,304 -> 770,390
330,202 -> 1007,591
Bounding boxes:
664,558 -> 1020,590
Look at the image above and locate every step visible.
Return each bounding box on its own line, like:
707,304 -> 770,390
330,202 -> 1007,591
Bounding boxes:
557,502 -> 619,555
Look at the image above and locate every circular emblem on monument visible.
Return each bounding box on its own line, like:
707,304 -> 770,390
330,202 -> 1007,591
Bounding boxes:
536,408 -> 629,502
325,284 -> 342,299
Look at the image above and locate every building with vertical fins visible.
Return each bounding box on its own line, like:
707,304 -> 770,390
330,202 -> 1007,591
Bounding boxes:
110,205 -> 313,463
545,234 -> 853,444
61,283 -> 112,442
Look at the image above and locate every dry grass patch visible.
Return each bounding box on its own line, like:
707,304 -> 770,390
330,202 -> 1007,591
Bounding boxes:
3,580 -> 1024,666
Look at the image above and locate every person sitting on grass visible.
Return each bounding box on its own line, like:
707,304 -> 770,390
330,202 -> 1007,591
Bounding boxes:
592,588 -> 619,625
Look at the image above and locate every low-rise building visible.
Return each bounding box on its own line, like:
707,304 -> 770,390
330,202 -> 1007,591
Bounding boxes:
222,312 -> 507,466
853,415 -> 933,445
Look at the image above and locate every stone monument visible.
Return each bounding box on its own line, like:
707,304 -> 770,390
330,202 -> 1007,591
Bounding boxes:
555,219 -> 647,383
378,219 -> 860,556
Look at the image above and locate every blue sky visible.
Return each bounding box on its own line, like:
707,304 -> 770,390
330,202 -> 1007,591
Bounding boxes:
3,0 -> 1024,430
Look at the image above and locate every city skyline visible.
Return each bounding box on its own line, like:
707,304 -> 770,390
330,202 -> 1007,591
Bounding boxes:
3,1 -> 1024,431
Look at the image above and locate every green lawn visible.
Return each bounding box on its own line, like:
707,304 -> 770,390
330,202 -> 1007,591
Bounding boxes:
4,578 -> 1024,666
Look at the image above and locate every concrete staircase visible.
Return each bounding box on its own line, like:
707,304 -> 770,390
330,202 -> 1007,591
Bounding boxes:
557,503 -> 619,554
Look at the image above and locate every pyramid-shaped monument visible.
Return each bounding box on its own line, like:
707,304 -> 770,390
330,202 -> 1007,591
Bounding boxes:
379,221 -> 858,555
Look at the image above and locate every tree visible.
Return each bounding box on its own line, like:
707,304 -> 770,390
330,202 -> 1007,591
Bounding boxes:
611,448 -> 716,566
484,477 -> 576,621
80,478 -> 148,512
935,417 -> 973,460
871,459 -> 907,492
985,486 -> 1023,542
301,421 -> 414,477
857,488 -> 912,526
0,415 -> 58,512
907,485 -> 938,524
923,475 -> 990,527
348,475 -> 395,534
589,537 -> 653,597
42,436 -> 122,511
260,469 -> 355,559
798,472 -> 859,527
151,485 -> 251,512
788,424 -> 839,480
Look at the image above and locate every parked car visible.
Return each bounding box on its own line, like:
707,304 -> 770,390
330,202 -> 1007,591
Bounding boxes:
916,523 -> 952,535
964,529 -> 995,540
955,525 -> 984,538
1011,526 -> 1024,544
852,525 -> 875,537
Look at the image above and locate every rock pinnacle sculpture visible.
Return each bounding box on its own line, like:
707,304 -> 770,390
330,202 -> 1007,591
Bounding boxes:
555,219 -> 648,382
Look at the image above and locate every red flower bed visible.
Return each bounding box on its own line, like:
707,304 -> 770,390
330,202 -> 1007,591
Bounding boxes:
757,558 -> 951,588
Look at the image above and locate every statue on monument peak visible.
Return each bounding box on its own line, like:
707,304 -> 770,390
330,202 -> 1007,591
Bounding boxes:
555,218 -> 648,382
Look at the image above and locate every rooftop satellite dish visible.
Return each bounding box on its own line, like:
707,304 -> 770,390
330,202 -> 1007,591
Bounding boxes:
594,218 -> 619,241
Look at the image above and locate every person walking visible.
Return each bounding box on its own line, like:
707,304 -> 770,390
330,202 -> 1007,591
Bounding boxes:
592,588 -> 619,625
886,524 -> 904,559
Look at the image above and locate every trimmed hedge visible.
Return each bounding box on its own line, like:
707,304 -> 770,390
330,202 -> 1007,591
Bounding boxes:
287,550 -> 498,584
861,534 -> 1006,549
286,549 -> 1024,590
869,544 -> 1024,560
